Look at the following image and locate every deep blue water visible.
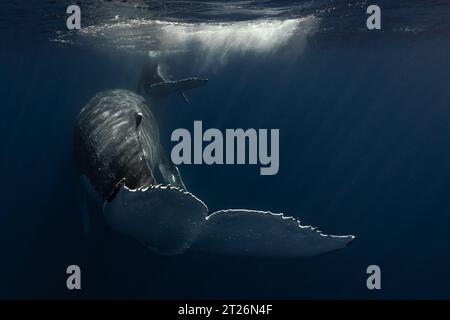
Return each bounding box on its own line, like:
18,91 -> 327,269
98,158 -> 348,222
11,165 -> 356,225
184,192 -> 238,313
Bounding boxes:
1,0 -> 450,299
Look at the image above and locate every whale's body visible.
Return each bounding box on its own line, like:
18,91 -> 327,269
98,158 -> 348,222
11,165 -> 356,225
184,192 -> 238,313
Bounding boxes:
74,89 -> 184,200
74,90 -> 158,199
74,89 -> 356,257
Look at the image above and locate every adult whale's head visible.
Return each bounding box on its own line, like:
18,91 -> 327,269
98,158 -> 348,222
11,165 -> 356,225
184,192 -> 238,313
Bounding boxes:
74,89 -> 356,257
74,89 -> 158,200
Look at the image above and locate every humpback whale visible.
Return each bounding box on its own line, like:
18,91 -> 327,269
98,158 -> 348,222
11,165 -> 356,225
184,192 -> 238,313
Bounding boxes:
137,59 -> 208,104
74,89 -> 356,257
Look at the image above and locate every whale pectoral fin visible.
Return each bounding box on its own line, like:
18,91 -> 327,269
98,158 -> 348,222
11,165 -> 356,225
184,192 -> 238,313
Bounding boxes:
191,209 -> 356,258
180,92 -> 191,105
79,175 -> 104,235
80,189 -> 91,235
148,78 -> 208,97
104,185 -> 208,255
157,147 -> 186,190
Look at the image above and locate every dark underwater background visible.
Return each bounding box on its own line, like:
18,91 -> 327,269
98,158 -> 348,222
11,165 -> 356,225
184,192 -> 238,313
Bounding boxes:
1,0 -> 450,299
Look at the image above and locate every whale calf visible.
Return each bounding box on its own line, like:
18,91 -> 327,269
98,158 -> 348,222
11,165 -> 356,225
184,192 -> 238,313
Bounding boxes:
137,59 -> 208,104
74,89 -> 356,257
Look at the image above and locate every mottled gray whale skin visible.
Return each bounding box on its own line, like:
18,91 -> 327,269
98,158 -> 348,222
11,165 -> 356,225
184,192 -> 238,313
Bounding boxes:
74,89 -> 183,201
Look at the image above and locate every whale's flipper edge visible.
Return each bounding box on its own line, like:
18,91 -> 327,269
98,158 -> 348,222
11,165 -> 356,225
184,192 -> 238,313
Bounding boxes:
191,209 -> 357,258
148,78 -> 208,97
104,185 -> 208,255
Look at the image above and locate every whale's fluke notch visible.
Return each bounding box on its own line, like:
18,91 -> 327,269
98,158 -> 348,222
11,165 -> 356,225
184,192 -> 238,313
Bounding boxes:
148,78 -> 208,97
192,209 -> 356,257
